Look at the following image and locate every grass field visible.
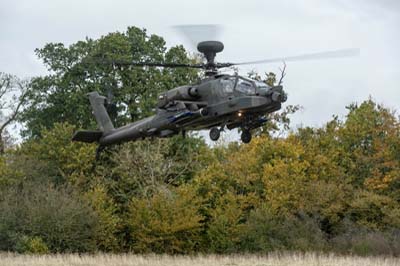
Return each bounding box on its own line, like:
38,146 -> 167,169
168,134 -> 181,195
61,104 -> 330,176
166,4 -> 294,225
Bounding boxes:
0,253 -> 399,266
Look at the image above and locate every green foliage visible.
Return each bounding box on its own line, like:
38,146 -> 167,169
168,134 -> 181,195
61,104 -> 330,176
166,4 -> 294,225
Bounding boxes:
15,236 -> 49,254
3,96 -> 400,255
85,184 -> 122,251
341,100 -> 400,195
205,192 -> 247,253
128,186 -> 203,253
97,135 -> 208,208
348,190 -> 400,230
20,27 -> 199,137
192,97 -> 400,254
240,207 -> 326,252
330,220 -> 400,256
16,123 -> 96,186
0,182 -> 97,253
0,156 -> 23,187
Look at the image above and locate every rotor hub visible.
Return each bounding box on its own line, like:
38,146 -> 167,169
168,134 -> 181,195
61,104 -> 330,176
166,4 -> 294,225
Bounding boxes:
197,41 -> 224,75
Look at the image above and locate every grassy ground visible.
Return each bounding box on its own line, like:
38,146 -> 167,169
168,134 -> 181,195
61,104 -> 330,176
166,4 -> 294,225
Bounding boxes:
0,253 -> 399,266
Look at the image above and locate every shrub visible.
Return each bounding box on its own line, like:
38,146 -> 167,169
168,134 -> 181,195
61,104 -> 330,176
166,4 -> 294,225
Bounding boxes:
330,220 -> 400,256
15,236 -> 49,254
239,207 -> 326,252
85,184 -> 122,251
128,186 -> 203,254
205,192 -> 246,253
350,232 -> 391,256
0,182 -> 97,252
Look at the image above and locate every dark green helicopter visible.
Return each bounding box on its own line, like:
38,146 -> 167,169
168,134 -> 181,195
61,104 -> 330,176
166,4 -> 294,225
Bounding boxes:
72,36 -> 359,146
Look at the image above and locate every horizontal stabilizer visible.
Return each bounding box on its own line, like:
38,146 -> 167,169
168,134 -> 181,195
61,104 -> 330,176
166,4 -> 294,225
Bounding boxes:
72,130 -> 103,143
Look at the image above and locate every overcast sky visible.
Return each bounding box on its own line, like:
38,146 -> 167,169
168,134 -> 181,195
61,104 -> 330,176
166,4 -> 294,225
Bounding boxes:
1,0 -> 399,140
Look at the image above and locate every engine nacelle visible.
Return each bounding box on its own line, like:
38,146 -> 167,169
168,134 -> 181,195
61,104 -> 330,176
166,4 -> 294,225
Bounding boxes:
157,85 -> 199,108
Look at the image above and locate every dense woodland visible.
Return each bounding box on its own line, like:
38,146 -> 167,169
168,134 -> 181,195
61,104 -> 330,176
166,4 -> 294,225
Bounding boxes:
0,27 -> 399,255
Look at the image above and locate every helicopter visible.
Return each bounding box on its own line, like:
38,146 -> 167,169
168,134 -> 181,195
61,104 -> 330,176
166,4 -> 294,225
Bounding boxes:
72,30 -> 359,147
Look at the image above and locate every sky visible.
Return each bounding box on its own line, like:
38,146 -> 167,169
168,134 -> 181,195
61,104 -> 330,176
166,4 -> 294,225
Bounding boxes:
0,0 -> 399,141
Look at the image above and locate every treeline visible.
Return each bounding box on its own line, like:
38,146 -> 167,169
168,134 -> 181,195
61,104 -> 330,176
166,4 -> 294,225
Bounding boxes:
1,100 -> 399,255
0,26 -> 399,255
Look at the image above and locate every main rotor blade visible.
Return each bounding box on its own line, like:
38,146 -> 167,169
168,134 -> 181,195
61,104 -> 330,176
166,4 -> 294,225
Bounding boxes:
80,57 -> 205,69
232,48 -> 360,66
172,24 -> 223,50
115,61 -> 205,68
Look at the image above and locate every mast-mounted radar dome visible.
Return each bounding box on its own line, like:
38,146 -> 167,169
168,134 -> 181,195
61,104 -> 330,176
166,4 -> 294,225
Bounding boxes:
197,41 -> 224,73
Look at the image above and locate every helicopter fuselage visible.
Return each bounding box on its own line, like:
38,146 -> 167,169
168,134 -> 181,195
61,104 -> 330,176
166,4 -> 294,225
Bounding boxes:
96,74 -> 286,145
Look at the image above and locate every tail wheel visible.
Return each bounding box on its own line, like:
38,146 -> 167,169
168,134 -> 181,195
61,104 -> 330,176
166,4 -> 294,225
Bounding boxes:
241,130 -> 252,143
209,127 -> 220,141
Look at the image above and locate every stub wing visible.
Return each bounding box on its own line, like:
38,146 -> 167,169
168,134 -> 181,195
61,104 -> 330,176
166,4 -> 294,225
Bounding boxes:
72,130 -> 103,143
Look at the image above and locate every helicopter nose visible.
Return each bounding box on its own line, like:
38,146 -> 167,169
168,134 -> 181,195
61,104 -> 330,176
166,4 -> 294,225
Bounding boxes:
269,86 -> 287,103
272,91 -> 287,103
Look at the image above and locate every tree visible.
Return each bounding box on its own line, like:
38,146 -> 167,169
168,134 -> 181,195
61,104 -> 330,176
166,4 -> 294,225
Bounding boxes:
0,73 -> 28,153
20,26 -> 199,137
97,135 -> 209,207
339,100 -> 400,194
16,123 -> 97,186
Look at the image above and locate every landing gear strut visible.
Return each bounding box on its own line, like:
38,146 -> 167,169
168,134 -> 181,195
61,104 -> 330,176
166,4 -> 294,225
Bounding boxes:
241,130 -> 252,143
209,127 -> 221,141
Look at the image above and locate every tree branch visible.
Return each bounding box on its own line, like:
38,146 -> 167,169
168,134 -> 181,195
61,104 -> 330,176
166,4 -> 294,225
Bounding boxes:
0,77 -> 29,137
278,62 -> 287,86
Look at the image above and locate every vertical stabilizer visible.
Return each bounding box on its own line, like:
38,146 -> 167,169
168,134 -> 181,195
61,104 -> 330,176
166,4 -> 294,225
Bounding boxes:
87,92 -> 114,134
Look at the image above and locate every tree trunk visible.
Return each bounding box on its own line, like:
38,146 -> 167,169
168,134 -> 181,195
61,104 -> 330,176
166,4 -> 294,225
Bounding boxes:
0,133 -> 4,154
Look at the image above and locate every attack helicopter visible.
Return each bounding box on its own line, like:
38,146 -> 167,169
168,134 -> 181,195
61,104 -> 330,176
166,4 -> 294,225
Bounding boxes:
72,28 -> 359,147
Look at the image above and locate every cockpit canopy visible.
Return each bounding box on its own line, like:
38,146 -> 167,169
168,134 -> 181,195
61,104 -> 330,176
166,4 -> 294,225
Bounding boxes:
218,75 -> 271,96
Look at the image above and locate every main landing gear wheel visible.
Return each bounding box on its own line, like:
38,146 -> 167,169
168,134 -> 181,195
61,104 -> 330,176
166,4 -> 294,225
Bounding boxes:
241,130 -> 252,143
209,127 -> 220,141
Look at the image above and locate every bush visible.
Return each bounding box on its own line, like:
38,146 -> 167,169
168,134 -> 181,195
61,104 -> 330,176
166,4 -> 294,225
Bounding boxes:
239,207 -> 326,252
128,186 -> 203,254
331,231 -> 394,256
330,220 -> 400,256
85,184 -> 122,251
348,190 -> 400,230
0,182 -> 97,253
15,236 -> 49,254
205,192 -> 246,253
350,232 -> 391,256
